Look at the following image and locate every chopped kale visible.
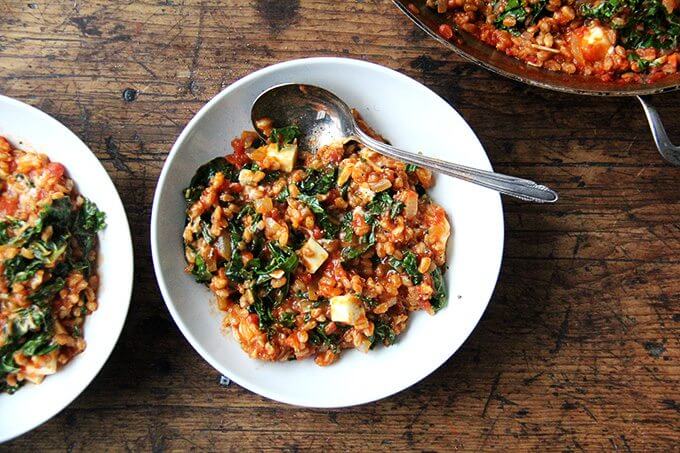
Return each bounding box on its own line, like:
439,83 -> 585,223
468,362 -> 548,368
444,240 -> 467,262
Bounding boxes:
430,267 -> 448,312
29,277 -> 66,304
191,254 -> 213,283
0,219 -> 21,245
243,162 -> 261,172
276,184 -> 290,203
21,332 -> 58,356
308,322 -> 342,353
0,302 -> 60,391
71,198 -> 106,276
183,157 -> 237,205
494,0 -> 548,34
580,0 -> 680,51
263,170 -> 282,184
299,167 -> 337,195
365,191 -> 394,222
387,251 -> 423,285
297,193 -> 339,239
270,125 -> 301,144
278,312 -> 296,329
249,295 -> 275,331
369,319 -> 396,348
340,211 -> 354,241
358,294 -> 379,309
341,243 -> 372,262
340,181 -> 350,199
78,198 -> 107,232
3,255 -> 43,284
255,243 -> 299,283
390,201 -> 405,219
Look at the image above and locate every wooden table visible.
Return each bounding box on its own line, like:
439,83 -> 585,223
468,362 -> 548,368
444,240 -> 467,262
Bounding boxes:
3,0 -> 679,450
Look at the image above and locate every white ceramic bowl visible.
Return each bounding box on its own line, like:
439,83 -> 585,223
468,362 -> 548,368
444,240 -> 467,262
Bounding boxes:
0,95 -> 134,442
151,57 -> 504,407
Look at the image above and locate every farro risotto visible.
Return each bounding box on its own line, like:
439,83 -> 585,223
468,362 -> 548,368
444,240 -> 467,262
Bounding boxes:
422,0 -> 680,82
0,136 -> 106,394
182,123 -> 451,366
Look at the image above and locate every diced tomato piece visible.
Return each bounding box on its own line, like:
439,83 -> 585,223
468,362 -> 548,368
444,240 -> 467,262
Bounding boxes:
46,162 -> 65,180
226,138 -> 250,168
0,196 -> 18,216
231,138 -> 244,154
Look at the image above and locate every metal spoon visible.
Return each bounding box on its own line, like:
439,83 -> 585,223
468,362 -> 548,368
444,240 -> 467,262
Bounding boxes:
251,84 -> 558,203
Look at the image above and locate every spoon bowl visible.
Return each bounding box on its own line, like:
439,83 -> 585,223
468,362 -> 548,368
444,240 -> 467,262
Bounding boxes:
251,83 -> 558,203
251,84 -> 355,153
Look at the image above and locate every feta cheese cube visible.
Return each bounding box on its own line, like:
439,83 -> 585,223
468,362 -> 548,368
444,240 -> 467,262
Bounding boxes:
299,237 -> 328,274
238,169 -> 265,186
330,294 -> 365,326
266,143 -> 298,172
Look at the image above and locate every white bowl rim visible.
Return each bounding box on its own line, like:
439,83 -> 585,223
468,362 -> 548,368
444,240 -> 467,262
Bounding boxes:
151,56 -> 504,407
0,94 -> 135,442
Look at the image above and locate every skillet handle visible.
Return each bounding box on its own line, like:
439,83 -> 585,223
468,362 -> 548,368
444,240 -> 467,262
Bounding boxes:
636,95 -> 680,166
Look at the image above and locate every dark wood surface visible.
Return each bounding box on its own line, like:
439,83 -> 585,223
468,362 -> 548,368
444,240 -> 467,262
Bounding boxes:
3,0 -> 679,451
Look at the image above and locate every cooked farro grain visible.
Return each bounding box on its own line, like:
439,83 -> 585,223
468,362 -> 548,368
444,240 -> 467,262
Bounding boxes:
0,136 -> 106,394
423,0 -> 680,83
183,119 -> 451,366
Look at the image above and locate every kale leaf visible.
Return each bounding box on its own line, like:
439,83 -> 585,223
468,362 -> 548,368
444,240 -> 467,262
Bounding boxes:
308,322 -> 343,353
370,319 -> 396,348
29,277 -> 66,304
298,193 -> 339,239
494,0 -> 548,34
278,312 -> 296,329
299,167 -> 337,195
387,251 -> 423,285
276,184 -> 290,203
270,125 -> 301,144
430,267 -> 448,312
191,254 -> 213,283
183,157 -> 237,205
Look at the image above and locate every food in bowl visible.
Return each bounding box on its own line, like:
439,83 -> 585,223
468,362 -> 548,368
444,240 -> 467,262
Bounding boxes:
422,0 -> 680,83
0,136 -> 106,394
182,121 -> 450,366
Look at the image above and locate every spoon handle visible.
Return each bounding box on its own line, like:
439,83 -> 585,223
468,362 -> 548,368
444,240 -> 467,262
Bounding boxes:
354,130 -> 558,203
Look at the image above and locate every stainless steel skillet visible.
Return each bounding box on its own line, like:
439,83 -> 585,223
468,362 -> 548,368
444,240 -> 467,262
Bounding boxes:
393,0 -> 680,165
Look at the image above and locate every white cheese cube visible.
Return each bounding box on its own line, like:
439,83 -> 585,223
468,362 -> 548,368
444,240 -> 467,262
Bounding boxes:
330,294 -> 365,326
299,237 -> 328,274
238,169 -> 265,186
266,143 -> 298,173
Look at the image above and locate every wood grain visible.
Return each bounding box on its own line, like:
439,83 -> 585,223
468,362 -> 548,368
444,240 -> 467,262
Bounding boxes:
2,0 -> 678,451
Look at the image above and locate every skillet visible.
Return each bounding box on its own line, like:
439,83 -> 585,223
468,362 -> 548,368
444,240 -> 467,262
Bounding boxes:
393,0 -> 680,164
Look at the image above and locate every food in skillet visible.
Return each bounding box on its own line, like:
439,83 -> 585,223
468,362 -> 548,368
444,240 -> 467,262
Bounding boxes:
0,137 -> 106,394
182,122 -> 450,366
423,0 -> 680,82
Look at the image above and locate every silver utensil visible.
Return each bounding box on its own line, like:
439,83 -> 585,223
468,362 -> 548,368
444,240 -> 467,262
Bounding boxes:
251,84 -> 558,203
